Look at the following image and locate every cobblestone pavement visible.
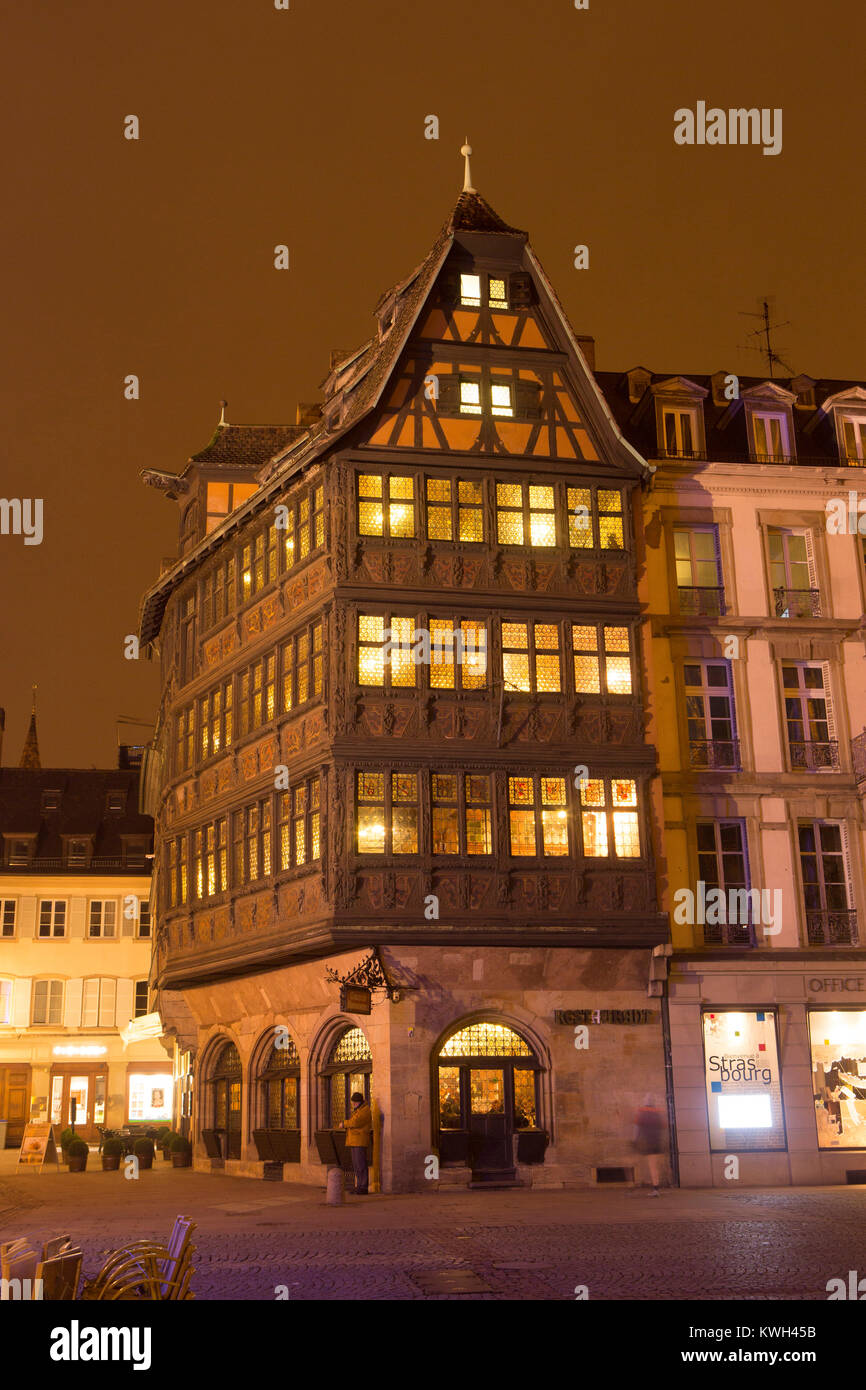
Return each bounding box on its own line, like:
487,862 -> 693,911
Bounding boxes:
2,1157 -> 865,1300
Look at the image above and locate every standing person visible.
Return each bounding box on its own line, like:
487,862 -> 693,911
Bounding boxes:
634,1096 -> 665,1196
343,1091 -> 372,1195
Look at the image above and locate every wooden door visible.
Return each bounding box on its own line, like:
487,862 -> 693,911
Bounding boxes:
0,1066 -> 31,1147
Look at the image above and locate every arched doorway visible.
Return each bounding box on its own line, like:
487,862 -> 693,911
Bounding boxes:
210,1041 -> 242,1159
254,1032 -> 301,1163
436,1020 -> 543,1178
323,1027 -> 371,1127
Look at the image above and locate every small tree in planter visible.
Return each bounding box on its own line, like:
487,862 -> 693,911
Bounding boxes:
101,1136 -> 123,1171
59,1127 -> 75,1162
67,1138 -> 89,1173
170,1134 -> 192,1169
160,1130 -> 178,1160
156,1126 -> 171,1151
133,1137 -> 155,1170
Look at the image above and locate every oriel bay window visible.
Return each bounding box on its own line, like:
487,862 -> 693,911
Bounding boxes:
238,653 -> 276,737
234,799 -> 272,884
281,620 -> 324,710
508,776 -> 569,857
425,477 -> 484,542
431,773 -> 493,855
200,679 -> 233,760
203,819 -> 227,896
278,777 -> 321,869
572,624 -> 633,696
502,621 -> 561,693
357,473 -> 415,538
580,778 -> 640,858
356,772 -> 418,854
496,482 -> 556,546
567,487 -> 624,550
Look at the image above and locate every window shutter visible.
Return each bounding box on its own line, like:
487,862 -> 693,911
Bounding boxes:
68,898 -> 86,938
99,978 -> 117,1028
81,978 -> 99,1028
839,823 -> 856,908
12,978 -> 30,1027
121,900 -> 136,937
803,528 -> 818,590
49,980 -> 64,1024
436,376 -> 460,413
115,978 -> 134,1027
509,273 -> 534,308
514,380 -> 542,420
63,977 -> 83,1028
820,662 -> 838,746
18,896 -> 36,937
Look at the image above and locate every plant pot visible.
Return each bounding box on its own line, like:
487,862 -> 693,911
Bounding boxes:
101,1155 -> 121,1171
171,1152 -> 192,1168
68,1156 -> 88,1172
137,1155 -> 153,1170
161,1148 -> 172,1161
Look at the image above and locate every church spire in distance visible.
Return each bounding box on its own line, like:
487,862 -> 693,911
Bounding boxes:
19,685 -> 41,770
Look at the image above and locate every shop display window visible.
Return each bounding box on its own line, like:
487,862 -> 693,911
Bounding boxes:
810,1011 -> 866,1149
702,1010 -> 786,1151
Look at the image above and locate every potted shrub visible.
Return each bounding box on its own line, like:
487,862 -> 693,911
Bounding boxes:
67,1138 -> 89,1173
170,1134 -> 192,1169
133,1137 -> 155,1170
59,1127 -> 75,1162
160,1130 -> 178,1160
101,1136 -> 123,1171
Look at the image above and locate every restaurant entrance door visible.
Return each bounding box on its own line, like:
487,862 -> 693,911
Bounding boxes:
49,1064 -> 107,1142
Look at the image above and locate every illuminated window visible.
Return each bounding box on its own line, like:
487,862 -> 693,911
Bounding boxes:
440,1022 -> 532,1058
241,532 -> 266,598
460,380 -> 482,416
567,488 -> 593,549
193,829 -> 203,900
501,621 -> 561,694
427,478 -> 452,539
427,619 -> 487,690
284,777 -> 321,869
496,482 -> 556,547
179,836 -> 188,903
205,824 -> 216,897
488,278 -> 508,310
356,772 -> 418,854
491,383 -> 514,418
508,777 -> 567,857
314,485 -> 325,547
431,773 -> 492,855
280,499 -> 296,567
426,477 -> 484,542
282,623 -> 323,710
209,556 -> 235,625
751,411 -> 789,462
580,778 -> 639,858
458,480 -> 484,541
237,798 -> 271,884
167,840 -> 178,908
358,614 -> 416,689
566,487 -> 625,550
238,653 -> 276,736
357,473 -> 415,538
205,481 -> 257,535
661,408 -> 698,458
460,273 -> 481,306
598,490 -> 624,549
841,416 -> 866,464
572,625 -> 632,695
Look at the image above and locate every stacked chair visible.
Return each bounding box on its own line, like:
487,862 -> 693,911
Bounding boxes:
79,1214 -> 196,1301
1,1235 -> 83,1300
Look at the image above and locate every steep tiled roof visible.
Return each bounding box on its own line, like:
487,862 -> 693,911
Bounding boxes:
0,768 -> 153,863
595,371 -> 866,466
189,423 -> 305,470
447,190 -> 526,236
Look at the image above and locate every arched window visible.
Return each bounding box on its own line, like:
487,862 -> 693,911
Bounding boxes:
252,1033 -> 301,1163
210,1041 -> 242,1159
436,1020 -> 543,1176
323,1027 -> 371,1127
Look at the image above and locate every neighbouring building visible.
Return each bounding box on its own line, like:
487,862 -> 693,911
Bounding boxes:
597,365 -> 866,1184
138,158 -> 671,1192
0,718 -> 168,1146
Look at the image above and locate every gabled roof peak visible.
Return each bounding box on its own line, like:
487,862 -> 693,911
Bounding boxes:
446,190 -> 526,237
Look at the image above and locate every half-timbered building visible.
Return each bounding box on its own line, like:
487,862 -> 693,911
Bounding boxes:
139,158 -> 669,1190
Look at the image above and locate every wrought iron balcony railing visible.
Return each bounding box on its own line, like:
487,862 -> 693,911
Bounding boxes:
677,585 -> 727,617
773,586 -> 822,618
0,856 -> 148,874
805,909 -> 858,946
788,740 -> 840,771
703,918 -> 757,947
852,731 -> 866,786
688,738 -> 741,770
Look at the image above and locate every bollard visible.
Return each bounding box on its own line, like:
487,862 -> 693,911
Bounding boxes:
326,1165 -> 345,1205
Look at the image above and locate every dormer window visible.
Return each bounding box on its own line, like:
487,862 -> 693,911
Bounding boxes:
66,839 -> 91,867
41,790 -> 61,813
841,416 -> 866,464
752,411 -> 790,462
490,384 -> 513,418
459,273 -> 510,310
460,274 -> 481,307
7,838 -> 34,868
460,381 -> 482,416
662,408 -> 698,457
106,791 -> 125,814
205,481 -> 257,536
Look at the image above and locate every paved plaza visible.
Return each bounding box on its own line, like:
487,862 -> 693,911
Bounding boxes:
2,1152 -> 865,1300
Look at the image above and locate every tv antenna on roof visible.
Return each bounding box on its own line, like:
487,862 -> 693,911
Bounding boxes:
738,297 -> 795,379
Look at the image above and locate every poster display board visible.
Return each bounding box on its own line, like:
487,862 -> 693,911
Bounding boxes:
16,1123 -> 59,1169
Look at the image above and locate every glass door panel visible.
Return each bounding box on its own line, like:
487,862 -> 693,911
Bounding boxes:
468,1068 -> 510,1171
69,1077 -> 89,1127
439,1066 -> 462,1128
50,1075 -> 63,1126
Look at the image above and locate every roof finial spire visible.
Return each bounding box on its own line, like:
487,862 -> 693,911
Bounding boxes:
19,685 -> 41,770
219,400 -> 228,427
31,683 -> 37,715
460,138 -> 476,194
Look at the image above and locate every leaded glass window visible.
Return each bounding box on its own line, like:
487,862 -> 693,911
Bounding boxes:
440,1022 -> 533,1058
502,621 -> 561,694
331,1028 -> 372,1064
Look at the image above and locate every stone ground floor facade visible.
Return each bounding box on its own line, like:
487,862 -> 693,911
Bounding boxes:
669,954 -> 866,1187
164,945 -> 669,1192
